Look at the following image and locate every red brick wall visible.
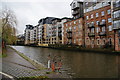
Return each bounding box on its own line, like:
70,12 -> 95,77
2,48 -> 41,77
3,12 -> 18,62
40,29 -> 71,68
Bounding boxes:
84,5 -> 114,49
64,18 -> 84,46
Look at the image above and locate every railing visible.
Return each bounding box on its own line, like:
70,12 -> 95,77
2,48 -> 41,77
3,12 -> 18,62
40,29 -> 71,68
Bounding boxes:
99,31 -> 106,36
113,24 -> 120,30
88,24 -> 94,28
88,33 -> 95,37
98,21 -> 106,26
67,29 -> 72,33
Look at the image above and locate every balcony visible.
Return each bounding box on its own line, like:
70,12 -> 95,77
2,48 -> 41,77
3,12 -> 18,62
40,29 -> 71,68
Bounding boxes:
58,29 -> 62,33
113,24 -> 120,30
99,31 -> 106,36
113,2 -> 120,10
58,33 -> 62,37
98,21 -> 106,26
88,24 -> 95,28
58,24 -> 62,28
88,33 -> 95,37
67,34 -> 72,39
72,11 -> 79,15
67,29 -> 72,33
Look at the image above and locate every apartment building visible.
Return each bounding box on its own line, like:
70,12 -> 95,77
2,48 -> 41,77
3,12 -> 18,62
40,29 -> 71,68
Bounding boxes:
84,1 -> 114,49
50,18 -> 71,44
70,0 -> 84,19
25,25 -> 34,45
64,18 -> 84,46
37,17 -> 56,46
113,0 -> 120,51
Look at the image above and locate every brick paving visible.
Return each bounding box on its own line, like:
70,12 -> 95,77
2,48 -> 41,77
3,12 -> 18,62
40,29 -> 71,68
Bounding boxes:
1,47 -> 70,79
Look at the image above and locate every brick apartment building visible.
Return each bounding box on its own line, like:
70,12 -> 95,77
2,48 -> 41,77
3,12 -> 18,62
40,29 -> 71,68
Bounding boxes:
64,18 -> 84,46
113,0 -> 120,51
84,1 -> 114,49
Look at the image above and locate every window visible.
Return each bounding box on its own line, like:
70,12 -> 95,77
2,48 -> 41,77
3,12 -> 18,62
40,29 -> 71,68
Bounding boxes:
86,16 -> 89,20
102,19 -> 105,22
74,39 -> 76,43
91,14 -> 93,18
96,27 -> 99,33
97,39 -> 100,45
96,13 -> 99,17
108,18 -> 112,23
96,21 -> 99,25
109,38 -> 112,45
107,9 -> 111,14
113,10 -> 120,19
74,21 -> 76,24
91,40 -> 94,45
119,38 -> 120,45
118,30 -> 120,37
103,39 -> 106,45
101,11 -> 105,16
108,25 -> 112,31
91,28 -> 95,33
102,26 -> 105,32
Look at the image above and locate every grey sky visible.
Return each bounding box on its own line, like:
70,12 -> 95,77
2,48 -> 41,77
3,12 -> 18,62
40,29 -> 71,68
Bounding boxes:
1,0 -> 76,35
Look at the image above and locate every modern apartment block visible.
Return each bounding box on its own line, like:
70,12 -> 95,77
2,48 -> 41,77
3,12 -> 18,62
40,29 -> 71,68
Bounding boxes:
37,17 -> 55,46
25,25 -> 34,45
84,1 -> 114,49
113,0 -> 120,51
49,18 -> 71,44
64,18 -> 84,46
70,0 -> 84,19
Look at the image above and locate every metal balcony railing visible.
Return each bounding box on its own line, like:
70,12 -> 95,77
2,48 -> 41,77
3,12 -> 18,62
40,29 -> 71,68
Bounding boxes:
88,33 -> 95,37
99,31 -> 106,36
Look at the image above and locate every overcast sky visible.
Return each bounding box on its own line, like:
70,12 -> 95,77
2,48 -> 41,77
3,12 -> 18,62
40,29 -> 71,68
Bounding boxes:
1,0 -> 77,35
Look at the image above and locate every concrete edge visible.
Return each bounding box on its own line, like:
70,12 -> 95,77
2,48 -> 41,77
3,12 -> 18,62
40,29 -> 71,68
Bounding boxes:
8,46 -> 46,70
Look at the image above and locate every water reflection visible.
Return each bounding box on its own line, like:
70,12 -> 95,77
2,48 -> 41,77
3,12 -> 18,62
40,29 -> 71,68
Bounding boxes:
12,46 -> 119,78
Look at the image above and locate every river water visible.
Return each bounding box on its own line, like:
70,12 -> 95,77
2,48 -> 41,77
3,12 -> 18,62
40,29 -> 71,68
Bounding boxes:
11,46 -> 120,78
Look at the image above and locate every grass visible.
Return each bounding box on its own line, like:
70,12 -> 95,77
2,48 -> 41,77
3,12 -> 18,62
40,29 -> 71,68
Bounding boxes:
0,48 -> 7,58
17,76 -> 48,80
0,53 -> 7,58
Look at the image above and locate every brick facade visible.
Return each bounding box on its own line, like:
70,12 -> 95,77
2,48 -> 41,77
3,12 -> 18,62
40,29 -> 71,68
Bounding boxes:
84,5 -> 114,49
64,18 -> 84,46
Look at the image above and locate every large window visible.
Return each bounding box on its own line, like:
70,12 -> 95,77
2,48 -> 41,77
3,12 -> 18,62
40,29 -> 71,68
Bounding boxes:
102,26 -> 105,32
113,10 -> 120,19
101,11 -> 105,16
113,20 -> 120,28
96,13 -> 99,17
96,27 -> 100,33
107,9 -> 111,14
108,18 -> 112,23
108,25 -> 112,31
91,14 -> 93,18
86,16 -> 89,20
96,21 -> 99,25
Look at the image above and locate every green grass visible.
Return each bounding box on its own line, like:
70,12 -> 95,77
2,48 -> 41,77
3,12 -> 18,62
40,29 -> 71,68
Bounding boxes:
0,53 -> 7,58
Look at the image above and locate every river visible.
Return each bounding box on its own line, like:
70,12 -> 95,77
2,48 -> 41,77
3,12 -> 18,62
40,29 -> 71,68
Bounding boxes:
11,46 -> 120,78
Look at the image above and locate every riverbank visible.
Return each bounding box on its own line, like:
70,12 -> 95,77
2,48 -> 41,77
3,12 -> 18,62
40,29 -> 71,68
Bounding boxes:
9,46 -> 45,70
8,46 -> 71,79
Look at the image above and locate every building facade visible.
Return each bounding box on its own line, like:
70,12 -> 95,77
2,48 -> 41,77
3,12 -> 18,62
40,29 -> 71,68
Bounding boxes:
70,0 -> 84,19
64,18 -> 84,46
25,25 -> 34,45
113,0 -> 120,51
84,1 -> 114,49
